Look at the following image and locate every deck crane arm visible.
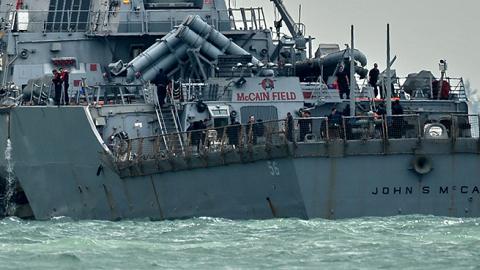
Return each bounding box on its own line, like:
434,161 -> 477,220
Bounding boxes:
269,0 -> 308,63
270,0 -> 302,39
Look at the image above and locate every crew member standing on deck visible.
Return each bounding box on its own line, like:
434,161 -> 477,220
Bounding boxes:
298,111 -> 312,141
52,69 -> 63,106
59,67 -> 70,105
391,100 -> 404,138
153,69 -> 168,107
392,99 -> 404,115
369,63 -> 380,98
336,64 -> 350,99
328,107 -> 343,126
286,112 -> 294,142
227,116 -> 241,146
247,115 -> 257,144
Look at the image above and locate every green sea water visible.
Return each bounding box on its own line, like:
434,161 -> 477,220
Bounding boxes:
1,216 -> 479,269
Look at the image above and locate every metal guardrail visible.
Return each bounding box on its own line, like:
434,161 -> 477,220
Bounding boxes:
113,119 -> 288,162
3,8 -> 266,34
343,115 -> 386,140
357,76 -> 467,101
439,114 -> 479,139
110,114 -> 480,163
454,114 -> 479,138
385,114 -> 421,139
3,10 -> 91,32
228,7 -> 267,31
302,76 -> 467,103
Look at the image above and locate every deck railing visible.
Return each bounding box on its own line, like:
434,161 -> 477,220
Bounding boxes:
356,77 -> 467,101
3,8 -> 265,34
110,114 -> 480,164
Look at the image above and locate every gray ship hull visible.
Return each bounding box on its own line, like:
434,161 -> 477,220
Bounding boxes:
1,106 -> 480,220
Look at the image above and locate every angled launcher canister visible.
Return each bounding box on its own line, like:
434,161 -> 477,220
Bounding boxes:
182,15 -> 259,64
123,15 -> 260,84
125,29 -> 182,83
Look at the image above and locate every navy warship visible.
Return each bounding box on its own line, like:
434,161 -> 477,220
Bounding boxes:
0,0 -> 477,220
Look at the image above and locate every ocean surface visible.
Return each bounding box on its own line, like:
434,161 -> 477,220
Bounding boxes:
1,216 -> 479,270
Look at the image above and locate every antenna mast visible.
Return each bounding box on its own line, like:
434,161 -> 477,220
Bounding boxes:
350,25 -> 356,116
386,24 -> 392,116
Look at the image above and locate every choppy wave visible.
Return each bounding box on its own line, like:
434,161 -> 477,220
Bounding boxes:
1,216 -> 480,269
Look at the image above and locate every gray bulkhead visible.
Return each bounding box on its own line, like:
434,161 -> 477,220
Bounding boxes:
3,106 -> 480,220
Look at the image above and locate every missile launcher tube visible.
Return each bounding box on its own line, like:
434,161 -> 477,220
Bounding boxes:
140,44 -> 189,83
126,33 -> 181,82
183,15 -> 259,64
176,26 -> 223,59
124,15 -> 260,85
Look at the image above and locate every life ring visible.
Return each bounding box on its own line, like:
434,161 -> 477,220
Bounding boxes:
424,123 -> 448,139
412,155 -> 432,175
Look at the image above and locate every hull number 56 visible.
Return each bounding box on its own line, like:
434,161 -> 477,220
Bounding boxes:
267,161 -> 280,176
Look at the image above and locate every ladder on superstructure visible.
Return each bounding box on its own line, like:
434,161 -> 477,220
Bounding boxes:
151,85 -> 184,154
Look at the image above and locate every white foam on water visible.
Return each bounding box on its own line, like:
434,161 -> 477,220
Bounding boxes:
4,139 -> 16,216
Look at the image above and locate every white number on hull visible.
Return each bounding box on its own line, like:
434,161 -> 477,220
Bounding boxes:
267,161 -> 280,176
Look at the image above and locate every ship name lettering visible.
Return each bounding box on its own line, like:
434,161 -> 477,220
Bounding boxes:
371,185 -> 480,195
271,92 -> 297,101
236,91 -> 297,102
371,187 -> 413,195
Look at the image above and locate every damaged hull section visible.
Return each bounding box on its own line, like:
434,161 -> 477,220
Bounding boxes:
1,107 -> 479,220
